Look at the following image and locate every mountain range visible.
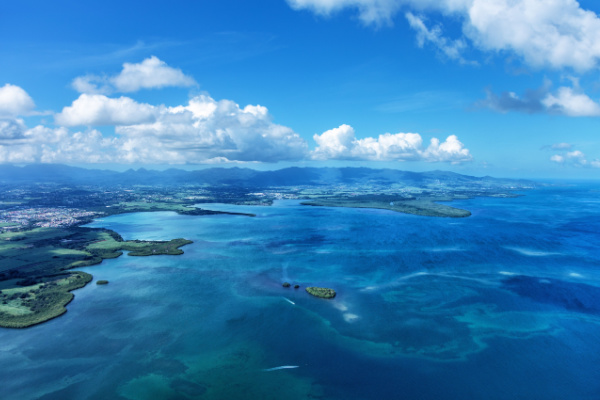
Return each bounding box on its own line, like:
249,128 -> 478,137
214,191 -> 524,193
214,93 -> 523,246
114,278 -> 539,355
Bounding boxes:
0,164 -> 534,189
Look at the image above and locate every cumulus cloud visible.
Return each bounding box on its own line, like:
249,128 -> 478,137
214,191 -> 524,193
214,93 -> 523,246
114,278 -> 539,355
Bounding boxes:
479,81 -> 600,117
542,87 -> 600,117
2,51 -> 478,165
113,94 -> 309,163
55,94 -> 158,126
0,119 -> 27,141
287,0 -> 600,71
7,92 -> 308,164
0,125 -> 121,164
462,0 -> 600,71
72,56 -> 196,94
2,111 -> 474,165
112,56 -> 196,92
0,84 -> 35,116
312,124 -> 471,163
550,147 -> 600,168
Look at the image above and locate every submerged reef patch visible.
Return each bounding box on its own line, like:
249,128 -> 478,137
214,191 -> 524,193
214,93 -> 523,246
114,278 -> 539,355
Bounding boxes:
503,275 -> 600,315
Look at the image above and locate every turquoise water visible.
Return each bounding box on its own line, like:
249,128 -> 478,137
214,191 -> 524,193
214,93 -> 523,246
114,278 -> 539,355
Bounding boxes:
2,185 -> 600,399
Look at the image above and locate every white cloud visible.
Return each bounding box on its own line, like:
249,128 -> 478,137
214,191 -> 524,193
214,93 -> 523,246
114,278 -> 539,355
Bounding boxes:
311,124 -> 357,159
0,125 -> 120,164
2,113 -> 474,165
2,53 -> 476,165
114,94 -> 309,163
287,0 -> 600,71
405,12 -> 474,65
72,56 -> 196,94
550,147 -> 600,168
287,0 -> 402,25
551,142 -> 572,150
463,0 -> 600,71
422,134 -> 472,163
480,81 -> 600,117
312,124 -> 472,163
0,84 -> 35,116
112,56 -> 196,92
542,87 -> 600,117
0,118 -> 27,141
566,150 -> 585,160
71,75 -> 112,95
6,93 -> 307,164
55,94 -> 158,126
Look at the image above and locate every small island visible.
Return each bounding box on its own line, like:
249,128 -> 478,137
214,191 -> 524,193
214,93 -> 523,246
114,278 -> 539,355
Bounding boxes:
96,280 -> 109,285
306,287 -> 336,299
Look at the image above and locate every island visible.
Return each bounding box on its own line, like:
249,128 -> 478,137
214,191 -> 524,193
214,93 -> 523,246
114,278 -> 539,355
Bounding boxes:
306,287 -> 336,299
301,195 -> 472,218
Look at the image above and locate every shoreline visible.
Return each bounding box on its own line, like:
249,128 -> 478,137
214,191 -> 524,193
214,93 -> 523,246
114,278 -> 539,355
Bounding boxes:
0,207 -> 255,329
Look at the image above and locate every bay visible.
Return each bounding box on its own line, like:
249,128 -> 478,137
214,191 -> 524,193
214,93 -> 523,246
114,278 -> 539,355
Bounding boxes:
2,184 -> 600,399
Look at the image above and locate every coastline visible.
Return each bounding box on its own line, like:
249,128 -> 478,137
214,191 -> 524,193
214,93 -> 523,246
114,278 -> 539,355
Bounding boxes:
0,206 -> 254,329
300,198 -> 472,218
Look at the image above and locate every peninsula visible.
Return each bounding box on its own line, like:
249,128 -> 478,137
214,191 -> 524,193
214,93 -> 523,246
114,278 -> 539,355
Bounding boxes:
0,226 -> 193,328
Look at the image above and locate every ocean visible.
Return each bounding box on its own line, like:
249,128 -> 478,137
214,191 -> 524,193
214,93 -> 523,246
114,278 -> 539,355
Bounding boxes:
2,184 -> 600,399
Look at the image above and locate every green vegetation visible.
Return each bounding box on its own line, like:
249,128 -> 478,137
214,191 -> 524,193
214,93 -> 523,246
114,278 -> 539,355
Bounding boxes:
306,287 -> 336,299
0,226 -> 193,328
96,280 -> 109,285
0,271 -> 92,328
0,227 -> 193,279
301,195 -> 472,218
101,201 -> 255,218
86,230 -> 193,257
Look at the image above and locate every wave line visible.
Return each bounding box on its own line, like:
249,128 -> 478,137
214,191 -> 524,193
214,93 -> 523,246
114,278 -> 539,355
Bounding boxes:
282,297 -> 295,305
263,365 -> 299,372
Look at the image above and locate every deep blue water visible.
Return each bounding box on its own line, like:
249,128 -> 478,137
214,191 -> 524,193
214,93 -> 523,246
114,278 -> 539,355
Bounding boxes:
2,184 -> 600,399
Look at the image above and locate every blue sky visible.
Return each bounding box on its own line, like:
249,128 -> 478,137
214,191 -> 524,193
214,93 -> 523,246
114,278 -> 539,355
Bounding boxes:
1,0 -> 600,178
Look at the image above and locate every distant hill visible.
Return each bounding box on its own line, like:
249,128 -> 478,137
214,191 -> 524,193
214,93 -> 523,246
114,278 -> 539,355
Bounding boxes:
0,164 -> 534,189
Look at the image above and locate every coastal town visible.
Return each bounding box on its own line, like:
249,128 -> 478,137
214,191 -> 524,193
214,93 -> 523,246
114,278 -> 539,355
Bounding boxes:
0,207 -> 99,230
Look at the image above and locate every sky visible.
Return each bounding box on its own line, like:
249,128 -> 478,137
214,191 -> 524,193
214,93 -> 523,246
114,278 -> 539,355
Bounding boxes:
1,0 -> 600,178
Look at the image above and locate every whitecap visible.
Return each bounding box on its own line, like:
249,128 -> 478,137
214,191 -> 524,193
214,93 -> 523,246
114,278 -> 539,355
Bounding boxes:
505,247 -> 561,257
262,366 -> 299,372
343,313 -> 359,323
282,297 -> 295,305
427,246 -> 463,252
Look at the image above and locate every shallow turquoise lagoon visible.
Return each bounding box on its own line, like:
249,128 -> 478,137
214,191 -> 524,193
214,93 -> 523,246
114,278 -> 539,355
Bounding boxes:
2,185 -> 600,399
